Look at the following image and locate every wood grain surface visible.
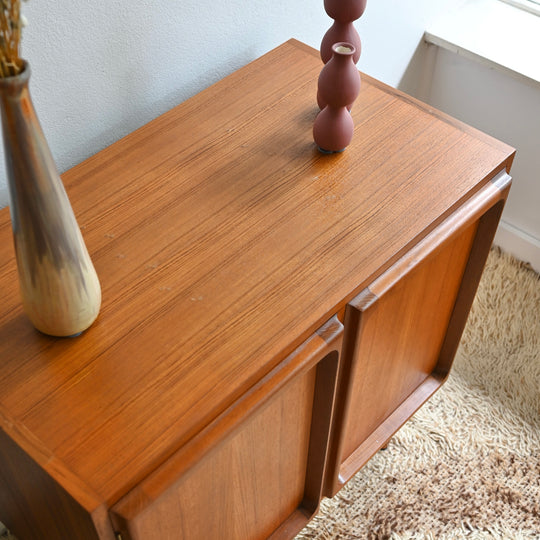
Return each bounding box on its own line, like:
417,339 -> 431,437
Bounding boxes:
0,38 -> 515,517
110,317 -> 342,540
341,222 -> 477,466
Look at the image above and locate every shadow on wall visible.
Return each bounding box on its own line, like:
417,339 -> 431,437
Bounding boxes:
396,38 -> 436,102
395,36 -> 540,272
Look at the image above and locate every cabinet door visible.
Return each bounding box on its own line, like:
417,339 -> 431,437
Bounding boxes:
111,316 -> 343,540
325,172 -> 511,496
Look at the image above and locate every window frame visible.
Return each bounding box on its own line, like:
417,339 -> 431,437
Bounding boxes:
499,0 -> 540,16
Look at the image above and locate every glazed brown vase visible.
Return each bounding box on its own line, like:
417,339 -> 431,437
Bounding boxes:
320,0 -> 367,64
314,43 -> 361,153
0,62 -> 101,337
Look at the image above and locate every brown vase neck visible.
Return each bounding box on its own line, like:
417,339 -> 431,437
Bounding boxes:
330,43 -> 356,63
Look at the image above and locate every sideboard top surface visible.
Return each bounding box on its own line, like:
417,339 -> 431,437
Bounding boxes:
0,40 -> 514,507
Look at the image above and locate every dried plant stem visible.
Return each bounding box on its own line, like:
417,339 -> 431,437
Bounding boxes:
0,0 -> 23,78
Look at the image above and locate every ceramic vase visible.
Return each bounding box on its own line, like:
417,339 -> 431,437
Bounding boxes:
314,43 -> 361,153
0,62 -> 101,337
313,106 -> 355,154
317,42 -> 361,111
320,0 -> 367,64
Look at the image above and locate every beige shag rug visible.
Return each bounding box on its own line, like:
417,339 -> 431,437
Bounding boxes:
296,248 -> 540,540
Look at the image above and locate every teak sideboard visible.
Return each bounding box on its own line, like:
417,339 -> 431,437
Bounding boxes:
0,40 -> 514,540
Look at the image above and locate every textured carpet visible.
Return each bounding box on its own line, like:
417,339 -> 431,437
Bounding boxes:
296,248 -> 540,540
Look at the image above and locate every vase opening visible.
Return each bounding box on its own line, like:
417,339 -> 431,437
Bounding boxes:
332,43 -> 356,57
0,60 -> 30,97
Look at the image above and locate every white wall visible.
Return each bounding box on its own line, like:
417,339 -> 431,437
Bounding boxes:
0,0 -> 457,208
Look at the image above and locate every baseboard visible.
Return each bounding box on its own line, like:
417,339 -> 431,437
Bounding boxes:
493,220 -> 540,273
